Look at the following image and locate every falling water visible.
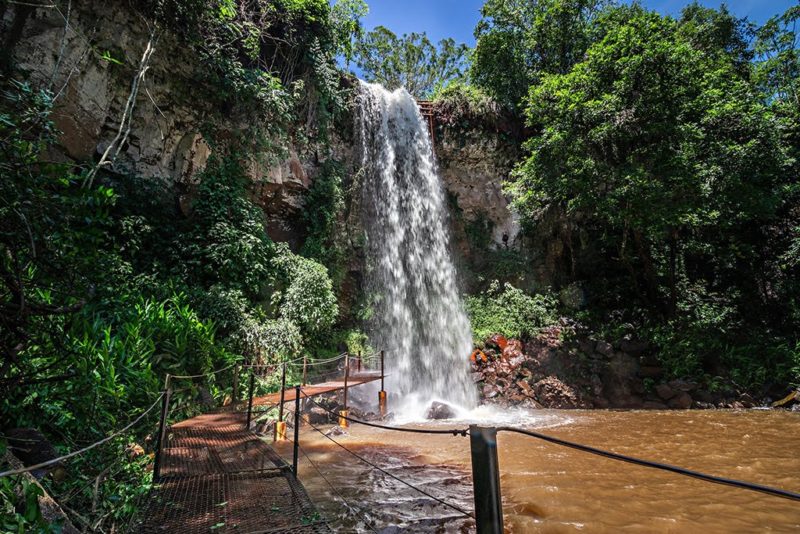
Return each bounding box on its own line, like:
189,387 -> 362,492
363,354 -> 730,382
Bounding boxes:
356,81 -> 477,418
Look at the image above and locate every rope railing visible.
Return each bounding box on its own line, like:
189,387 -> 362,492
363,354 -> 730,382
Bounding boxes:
168,362 -> 240,380
0,392 -> 165,478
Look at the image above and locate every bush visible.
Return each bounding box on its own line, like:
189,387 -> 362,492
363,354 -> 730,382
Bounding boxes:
464,281 -> 557,342
272,247 -> 339,341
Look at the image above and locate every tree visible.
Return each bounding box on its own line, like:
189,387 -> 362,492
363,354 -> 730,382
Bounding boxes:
354,26 -> 468,98
471,0 -> 608,109
507,5 -> 786,312
330,0 -> 369,67
755,4 -> 800,107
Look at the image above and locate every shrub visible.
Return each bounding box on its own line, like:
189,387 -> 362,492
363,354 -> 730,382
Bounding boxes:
273,247 -> 339,341
464,281 -> 557,342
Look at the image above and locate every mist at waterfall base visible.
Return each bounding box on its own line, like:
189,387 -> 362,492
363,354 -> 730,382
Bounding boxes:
355,81 -> 483,421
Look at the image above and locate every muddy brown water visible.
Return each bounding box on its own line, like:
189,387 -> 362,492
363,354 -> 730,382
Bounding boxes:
273,410 -> 800,533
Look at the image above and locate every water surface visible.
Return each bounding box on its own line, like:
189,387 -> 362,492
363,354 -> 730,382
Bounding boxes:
276,410 -> 800,532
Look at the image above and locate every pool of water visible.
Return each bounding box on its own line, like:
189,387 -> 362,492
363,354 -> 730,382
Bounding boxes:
274,409 -> 800,532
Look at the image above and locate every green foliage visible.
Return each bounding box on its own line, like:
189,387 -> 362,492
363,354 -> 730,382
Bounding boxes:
508,4 -> 786,307
330,0 -> 369,66
179,156 -> 275,298
300,159 -> 347,285
465,281 -> 557,341
471,0 -> 607,109
0,473 -> 57,533
354,26 -> 469,98
272,245 -> 339,342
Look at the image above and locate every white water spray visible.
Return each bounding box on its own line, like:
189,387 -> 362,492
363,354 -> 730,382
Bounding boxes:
357,81 -> 477,419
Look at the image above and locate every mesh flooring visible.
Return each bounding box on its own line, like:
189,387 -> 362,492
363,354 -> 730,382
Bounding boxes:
139,421 -> 330,533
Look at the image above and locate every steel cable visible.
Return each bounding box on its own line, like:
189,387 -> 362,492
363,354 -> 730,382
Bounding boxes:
497,426 -> 800,502
303,420 -> 475,519
301,392 -> 469,436
278,420 -> 379,533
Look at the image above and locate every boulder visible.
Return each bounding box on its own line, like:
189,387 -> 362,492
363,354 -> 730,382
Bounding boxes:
488,334 -> 508,351
595,341 -> 615,357
502,339 -> 524,360
426,401 -> 457,420
642,401 -> 668,410
668,392 -> 693,409
655,383 -> 677,401
668,379 -> 699,392
307,405 -> 330,425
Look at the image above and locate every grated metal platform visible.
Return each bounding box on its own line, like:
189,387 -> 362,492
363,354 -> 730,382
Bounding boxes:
139,421 -> 330,533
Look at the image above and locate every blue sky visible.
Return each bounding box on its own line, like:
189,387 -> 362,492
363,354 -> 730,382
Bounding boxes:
357,0 -> 797,46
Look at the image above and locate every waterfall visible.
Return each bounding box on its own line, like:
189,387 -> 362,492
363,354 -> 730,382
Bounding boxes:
356,81 -> 477,418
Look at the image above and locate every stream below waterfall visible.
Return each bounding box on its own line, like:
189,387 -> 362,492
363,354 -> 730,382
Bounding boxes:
274,409 -> 800,533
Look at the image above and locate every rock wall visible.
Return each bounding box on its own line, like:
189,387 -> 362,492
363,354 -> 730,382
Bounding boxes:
2,0 -> 335,247
4,0 -> 563,300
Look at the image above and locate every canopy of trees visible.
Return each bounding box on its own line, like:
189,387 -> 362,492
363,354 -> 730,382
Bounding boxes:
354,26 -> 469,97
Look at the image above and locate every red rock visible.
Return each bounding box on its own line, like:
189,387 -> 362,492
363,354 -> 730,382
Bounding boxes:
517,379 -> 533,396
489,334 -> 508,351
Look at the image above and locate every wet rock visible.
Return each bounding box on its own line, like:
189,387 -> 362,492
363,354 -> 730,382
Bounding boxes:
7,429 -> 63,480
596,341 -> 615,357
694,402 -> 716,410
471,372 -> 484,383
502,339 -> 524,360
516,379 -> 533,396
739,393 -> 756,408
655,383 -> 677,401
792,404 -> 800,412
642,401 -> 668,410
668,379 -> 699,392
307,406 -> 330,425
325,426 -> 348,437
619,339 -> 649,357
531,376 -> 591,409
426,402 -> 457,420
668,392 -> 693,410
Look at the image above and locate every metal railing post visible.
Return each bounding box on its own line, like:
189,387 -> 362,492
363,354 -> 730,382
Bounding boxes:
339,353 -> 350,428
357,350 -> 362,373
153,375 -> 172,482
245,371 -> 255,430
276,362 -> 287,441
378,350 -> 387,417
343,353 -> 350,410
292,385 -> 300,477
380,350 -> 385,390
469,425 -> 504,534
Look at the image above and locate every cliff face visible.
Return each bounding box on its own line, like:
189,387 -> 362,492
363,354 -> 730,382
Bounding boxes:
2,0 -> 340,247
3,1 -> 536,292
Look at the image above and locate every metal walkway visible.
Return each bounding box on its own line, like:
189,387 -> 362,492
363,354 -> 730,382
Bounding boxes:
139,415 -> 330,533
138,371 -> 383,532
